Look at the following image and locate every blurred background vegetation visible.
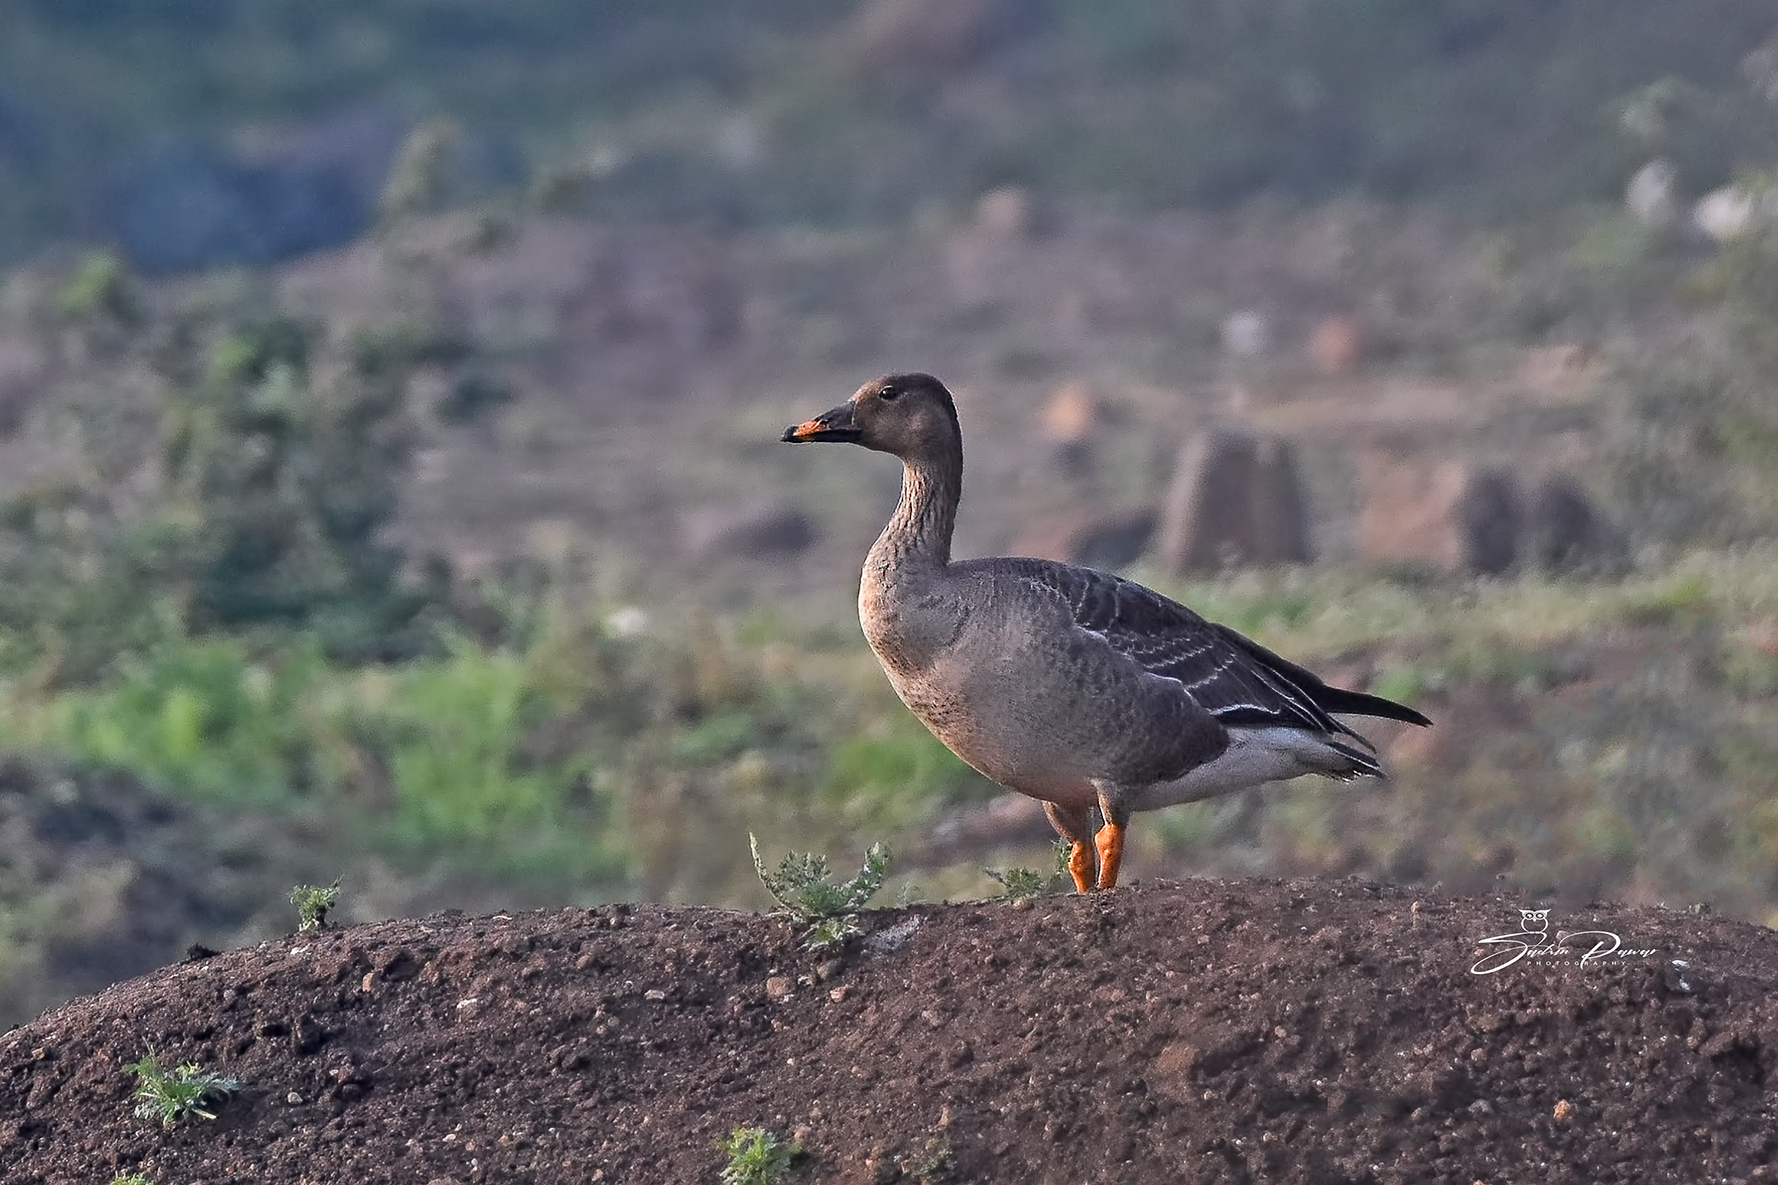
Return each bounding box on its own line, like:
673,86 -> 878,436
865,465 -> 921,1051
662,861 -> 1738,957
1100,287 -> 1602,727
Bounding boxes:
4,0 -> 1778,1026
4,0 -> 1778,261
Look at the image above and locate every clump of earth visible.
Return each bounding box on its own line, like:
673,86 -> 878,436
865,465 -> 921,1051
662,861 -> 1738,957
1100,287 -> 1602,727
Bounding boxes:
5,877 -> 1774,1184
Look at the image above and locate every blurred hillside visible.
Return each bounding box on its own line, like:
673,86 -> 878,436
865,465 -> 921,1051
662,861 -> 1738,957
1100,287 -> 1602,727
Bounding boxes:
4,2 -> 1778,1028
3,0 -> 1778,268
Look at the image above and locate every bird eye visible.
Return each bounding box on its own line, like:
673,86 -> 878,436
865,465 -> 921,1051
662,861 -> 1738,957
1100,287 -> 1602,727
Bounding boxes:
878,383 -> 900,401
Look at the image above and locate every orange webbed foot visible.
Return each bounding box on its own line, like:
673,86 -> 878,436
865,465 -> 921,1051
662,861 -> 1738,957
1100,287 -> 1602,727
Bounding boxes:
1093,819 -> 1125,891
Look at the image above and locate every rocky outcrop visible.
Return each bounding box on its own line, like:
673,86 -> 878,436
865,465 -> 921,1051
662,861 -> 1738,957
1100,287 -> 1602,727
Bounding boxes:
1357,457 -> 1519,575
1155,429 -> 1310,574
1038,381 -> 1099,479
1357,454 -> 1619,575
1526,474 -> 1624,574
1307,315 -> 1367,376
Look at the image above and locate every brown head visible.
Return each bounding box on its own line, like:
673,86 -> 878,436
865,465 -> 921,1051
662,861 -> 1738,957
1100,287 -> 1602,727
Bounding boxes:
782,373 -> 961,461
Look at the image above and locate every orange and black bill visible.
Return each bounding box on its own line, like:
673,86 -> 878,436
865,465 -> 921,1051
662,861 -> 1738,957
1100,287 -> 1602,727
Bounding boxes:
782,404 -> 860,443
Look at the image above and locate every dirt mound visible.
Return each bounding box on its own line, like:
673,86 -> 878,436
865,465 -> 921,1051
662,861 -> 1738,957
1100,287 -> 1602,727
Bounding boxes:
4,879 -> 1774,1184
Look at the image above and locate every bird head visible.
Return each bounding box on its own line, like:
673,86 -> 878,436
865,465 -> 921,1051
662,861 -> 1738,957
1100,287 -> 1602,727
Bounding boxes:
782,373 -> 960,459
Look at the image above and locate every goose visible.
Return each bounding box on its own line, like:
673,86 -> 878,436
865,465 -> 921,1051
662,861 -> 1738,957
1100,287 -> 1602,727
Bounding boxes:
783,373 -> 1431,892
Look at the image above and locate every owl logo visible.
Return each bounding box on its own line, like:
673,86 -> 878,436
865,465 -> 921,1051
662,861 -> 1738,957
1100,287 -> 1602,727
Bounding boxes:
1472,907 -> 1558,974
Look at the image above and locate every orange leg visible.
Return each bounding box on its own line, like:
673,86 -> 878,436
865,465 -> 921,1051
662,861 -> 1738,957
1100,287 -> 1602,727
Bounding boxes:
1093,819 -> 1126,890
1093,788 -> 1131,891
1044,802 -> 1098,893
1065,840 -> 1095,893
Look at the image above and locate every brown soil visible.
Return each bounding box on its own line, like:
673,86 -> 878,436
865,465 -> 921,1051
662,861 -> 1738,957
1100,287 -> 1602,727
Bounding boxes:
5,879 -> 1775,1185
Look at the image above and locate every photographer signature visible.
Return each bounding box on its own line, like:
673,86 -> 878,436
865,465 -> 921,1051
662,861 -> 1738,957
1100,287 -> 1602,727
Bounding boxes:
1470,908 -> 1658,975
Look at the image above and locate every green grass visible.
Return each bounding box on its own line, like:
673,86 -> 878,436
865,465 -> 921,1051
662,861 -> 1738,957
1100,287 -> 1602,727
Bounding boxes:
5,538 -> 1778,925
818,729 -> 985,828
0,582 -> 976,899
1158,545 -> 1778,671
0,638 -> 344,807
0,622 -> 632,880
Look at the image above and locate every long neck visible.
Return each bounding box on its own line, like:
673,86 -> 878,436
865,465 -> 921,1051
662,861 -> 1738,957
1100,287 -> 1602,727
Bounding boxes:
867,444 -> 961,578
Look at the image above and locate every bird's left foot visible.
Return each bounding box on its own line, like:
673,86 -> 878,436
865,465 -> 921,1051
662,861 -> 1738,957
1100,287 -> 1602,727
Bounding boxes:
1065,840 -> 1095,893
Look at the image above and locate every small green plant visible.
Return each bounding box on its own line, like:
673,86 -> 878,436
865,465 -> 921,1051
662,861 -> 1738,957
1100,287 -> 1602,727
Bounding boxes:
717,1125 -> 802,1185
290,880 -> 342,931
750,834 -> 891,948
984,865 -> 1049,900
799,917 -> 854,951
987,834 -> 1078,900
126,1050 -> 240,1128
108,1175 -> 155,1185
899,1136 -> 957,1184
